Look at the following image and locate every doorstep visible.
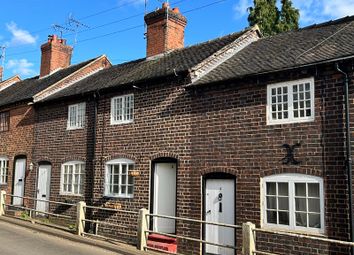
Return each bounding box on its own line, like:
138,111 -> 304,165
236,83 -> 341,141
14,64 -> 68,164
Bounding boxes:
0,215 -> 159,255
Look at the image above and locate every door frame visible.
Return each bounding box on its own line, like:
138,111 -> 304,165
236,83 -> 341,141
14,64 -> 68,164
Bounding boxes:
202,172 -> 236,255
11,155 -> 27,205
149,157 -> 178,233
36,162 -> 52,213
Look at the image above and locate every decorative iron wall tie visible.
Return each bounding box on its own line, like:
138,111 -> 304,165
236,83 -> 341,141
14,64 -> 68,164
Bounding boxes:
281,143 -> 301,165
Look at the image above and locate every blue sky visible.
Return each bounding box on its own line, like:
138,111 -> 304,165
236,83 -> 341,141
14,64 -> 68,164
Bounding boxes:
0,0 -> 354,80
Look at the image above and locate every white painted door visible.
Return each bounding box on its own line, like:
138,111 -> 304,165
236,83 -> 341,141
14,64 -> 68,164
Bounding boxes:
153,163 -> 177,234
205,179 -> 235,255
13,158 -> 26,205
36,165 -> 51,213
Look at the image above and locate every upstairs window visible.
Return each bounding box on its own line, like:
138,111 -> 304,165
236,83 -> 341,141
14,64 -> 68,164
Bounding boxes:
0,112 -> 9,132
111,94 -> 134,125
263,174 -> 324,233
67,103 -> 86,130
105,159 -> 135,198
60,161 -> 85,195
0,157 -> 8,184
267,78 -> 314,125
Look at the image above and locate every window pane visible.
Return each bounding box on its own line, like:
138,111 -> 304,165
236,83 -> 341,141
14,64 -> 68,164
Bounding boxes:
122,164 -> 127,174
309,214 -> 321,228
295,183 -> 306,196
266,182 -> 276,195
308,198 -> 320,213
128,186 -> 134,195
278,197 -> 289,210
267,210 -> 277,224
128,175 -> 134,185
121,186 -> 126,194
296,212 -> 307,227
295,198 -> 307,212
278,183 -> 288,196
278,211 -> 289,225
122,175 -> 127,184
114,173 -> 119,185
308,183 -> 320,197
267,196 -> 276,209
113,185 -> 119,194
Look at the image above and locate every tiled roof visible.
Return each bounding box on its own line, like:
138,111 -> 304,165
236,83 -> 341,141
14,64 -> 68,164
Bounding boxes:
0,58 -> 97,108
41,30 -> 247,101
192,16 -> 354,86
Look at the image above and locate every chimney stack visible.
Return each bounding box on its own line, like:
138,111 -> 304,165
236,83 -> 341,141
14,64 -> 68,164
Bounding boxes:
0,66 -> 3,82
144,3 -> 187,57
40,35 -> 73,77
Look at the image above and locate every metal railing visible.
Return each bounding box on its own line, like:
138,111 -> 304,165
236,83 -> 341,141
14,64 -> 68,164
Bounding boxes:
137,208 -> 242,254
1,191 -> 76,231
79,203 -> 138,242
2,191 -> 354,255
247,223 -> 354,255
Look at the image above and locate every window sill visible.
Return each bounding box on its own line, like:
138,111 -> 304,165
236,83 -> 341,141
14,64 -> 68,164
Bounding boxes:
59,193 -> 84,197
66,126 -> 85,131
110,120 -> 134,126
104,195 -> 134,199
267,117 -> 315,126
262,225 -> 325,236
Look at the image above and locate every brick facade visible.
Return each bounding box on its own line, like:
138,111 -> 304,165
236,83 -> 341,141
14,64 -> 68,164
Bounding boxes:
0,104 -> 35,206
30,60 -> 354,254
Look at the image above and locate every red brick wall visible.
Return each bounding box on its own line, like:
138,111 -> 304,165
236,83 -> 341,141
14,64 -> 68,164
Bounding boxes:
0,104 -> 35,206
31,62 -> 354,254
32,98 -> 95,214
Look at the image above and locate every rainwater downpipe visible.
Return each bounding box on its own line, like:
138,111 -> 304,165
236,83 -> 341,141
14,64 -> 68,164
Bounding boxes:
336,63 -> 354,255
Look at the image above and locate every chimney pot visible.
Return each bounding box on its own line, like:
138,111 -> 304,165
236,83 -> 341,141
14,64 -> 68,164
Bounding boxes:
172,7 -> 180,13
162,2 -> 169,9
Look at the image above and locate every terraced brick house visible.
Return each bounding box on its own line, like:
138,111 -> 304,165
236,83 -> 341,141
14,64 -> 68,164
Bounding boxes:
28,3 -> 354,255
1,3 -> 354,255
0,35 -> 111,208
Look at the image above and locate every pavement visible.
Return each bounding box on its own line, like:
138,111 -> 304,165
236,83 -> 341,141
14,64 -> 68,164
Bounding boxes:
0,216 -> 157,255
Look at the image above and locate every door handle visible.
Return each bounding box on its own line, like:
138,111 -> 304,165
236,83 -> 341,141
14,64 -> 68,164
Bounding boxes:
219,202 -> 222,213
206,210 -> 211,214
18,179 -> 23,182
42,195 -> 46,198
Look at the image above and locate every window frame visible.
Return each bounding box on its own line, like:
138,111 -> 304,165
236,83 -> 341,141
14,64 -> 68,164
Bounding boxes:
104,158 -> 135,198
0,156 -> 8,185
0,111 -> 10,132
60,161 -> 85,196
262,174 -> 325,234
110,94 -> 134,125
67,102 -> 86,130
267,78 -> 315,125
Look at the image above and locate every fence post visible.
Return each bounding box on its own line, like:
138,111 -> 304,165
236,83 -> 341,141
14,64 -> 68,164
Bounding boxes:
137,208 -> 149,251
0,190 -> 6,216
242,222 -> 256,255
76,201 -> 86,236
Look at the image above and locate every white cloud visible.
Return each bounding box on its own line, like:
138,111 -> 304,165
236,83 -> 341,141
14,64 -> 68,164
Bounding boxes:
292,0 -> 354,25
6,22 -> 37,46
6,59 -> 36,76
233,0 -> 354,26
233,0 -> 252,18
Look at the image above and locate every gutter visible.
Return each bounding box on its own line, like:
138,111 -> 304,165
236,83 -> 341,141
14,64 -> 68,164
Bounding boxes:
336,63 -> 354,255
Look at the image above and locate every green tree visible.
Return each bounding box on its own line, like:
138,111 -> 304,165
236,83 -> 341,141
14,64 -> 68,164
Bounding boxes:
248,0 -> 299,36
248,0 -> 279,36
277,0 -> 300,32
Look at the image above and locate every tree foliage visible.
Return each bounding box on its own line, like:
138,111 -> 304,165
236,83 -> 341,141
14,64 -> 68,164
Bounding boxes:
248,0 -> 299,36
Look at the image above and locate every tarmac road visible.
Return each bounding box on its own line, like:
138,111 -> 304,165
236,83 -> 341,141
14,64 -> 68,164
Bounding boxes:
0,221 -> 116,255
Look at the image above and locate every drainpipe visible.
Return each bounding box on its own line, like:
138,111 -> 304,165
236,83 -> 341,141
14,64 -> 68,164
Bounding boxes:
336,63 -> 354,255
